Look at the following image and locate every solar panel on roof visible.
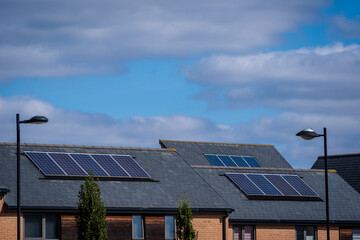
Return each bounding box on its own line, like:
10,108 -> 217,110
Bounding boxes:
243,156 -> 261,167
91,154 -> 130,177
48,153 -> 87,176
25,152 -> 65,175
226,173 -> 319,199
230,156 -> 249,167
246,174 -> 282,195
218,155 -> 237,167
204,154 -> 224,166
227,173 -> 264,195
205,154 -> 261,167
282,175 -> 318,197
25,151 -> 151,179
70,154 -> 109,177
264,174 -> 300,196
112,155 -> 150,178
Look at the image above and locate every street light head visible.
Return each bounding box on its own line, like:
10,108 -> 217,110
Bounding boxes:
296,128 -> 321,140
28,116 -> 48,124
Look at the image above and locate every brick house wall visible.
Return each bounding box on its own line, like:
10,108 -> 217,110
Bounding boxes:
256,225 -> 295,240
0,194 -> 23,240
192,213 -> 224,239
318,226 -> 340,240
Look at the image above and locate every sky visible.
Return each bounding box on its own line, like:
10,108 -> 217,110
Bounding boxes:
0,0 -> 359,168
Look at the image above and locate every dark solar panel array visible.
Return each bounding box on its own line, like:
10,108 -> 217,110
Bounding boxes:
204,154 -> 261,168
25,152 -> 151,179
226,173 -> 319,197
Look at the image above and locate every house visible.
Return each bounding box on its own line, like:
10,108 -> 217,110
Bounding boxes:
159,140 -> 360,240
312,153 -> 360,194
1,140 -> 360,240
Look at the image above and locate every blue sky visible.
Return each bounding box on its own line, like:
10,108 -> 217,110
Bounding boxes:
0,0 -> 359,168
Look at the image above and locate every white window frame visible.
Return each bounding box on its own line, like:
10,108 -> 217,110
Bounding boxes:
132,215 -> 144,239
165,215 -> 176,239
23,214 -> 59,240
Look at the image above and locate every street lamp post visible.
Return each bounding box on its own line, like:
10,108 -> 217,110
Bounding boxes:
296,127 -> 329,240
16,114 -> 48,240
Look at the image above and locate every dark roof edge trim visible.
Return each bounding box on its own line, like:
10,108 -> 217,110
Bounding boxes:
229,219 -> 360,226
159,139 -> 273,147
0,142 -> 176,152
318,153 -> 360,158
7,206 -> 233,214
0,186 -> 10,193
191,165 -> 333,173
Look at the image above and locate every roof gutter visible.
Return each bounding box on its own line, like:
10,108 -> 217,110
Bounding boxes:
229,219 -> 360,226
0,186 -> 10,193
7,206 -> 233,215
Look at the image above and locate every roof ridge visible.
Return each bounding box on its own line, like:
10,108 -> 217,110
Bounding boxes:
159,139 -> 273,147
0,142 -> 176,152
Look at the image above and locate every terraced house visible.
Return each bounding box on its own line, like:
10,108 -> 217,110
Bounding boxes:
1,140 -> 360,240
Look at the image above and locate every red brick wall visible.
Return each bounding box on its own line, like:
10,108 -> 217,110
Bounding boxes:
256,225 -> 295,240
317,226 -> 339,240
192,213 -> 224,240
0,194 -> 23,240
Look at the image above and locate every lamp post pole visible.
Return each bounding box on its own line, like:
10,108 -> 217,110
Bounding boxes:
323,128 -> 330,240
16,114 -> 21,240
296,127 -> 330,240
16,114 -> 48,240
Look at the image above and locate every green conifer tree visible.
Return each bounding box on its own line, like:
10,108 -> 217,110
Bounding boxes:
176,197 -> 198,240
76,173 -> 108,240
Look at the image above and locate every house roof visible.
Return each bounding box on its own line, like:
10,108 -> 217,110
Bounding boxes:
159,139 -> 292,169
160,140 -> 360,224
0,142 -> 231,213
312,153 -> 360,194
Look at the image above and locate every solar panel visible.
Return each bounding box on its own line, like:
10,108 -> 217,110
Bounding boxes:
112,155 -> 150,178
91,154 -> 130,177
226,173 -> 319,198
282,175 -> 318,197
48,153 -> 87,176
230,156 -> 249,167
264,174 -> 300,196
25,151 -> 151,179
246,174 -> 282,195
204,154 -> 224,166
205,154 -> 261,167
70,154 -> 109,177
243,156 -> 261,167
227,173 -> 264,195
25,152 -> 65,175
218,155 -> 237,167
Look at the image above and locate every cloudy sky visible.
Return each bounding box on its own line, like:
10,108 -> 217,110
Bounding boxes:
1,0 -> 359,168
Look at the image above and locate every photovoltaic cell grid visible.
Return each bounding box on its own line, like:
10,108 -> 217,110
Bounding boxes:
204,154 -> 261,167
25,152 -> 151,179
226,173 -> 319,197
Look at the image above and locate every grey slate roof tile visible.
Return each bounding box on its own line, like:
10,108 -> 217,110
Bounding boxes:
161,140 -> 360,223
159,140 -> 292,168
312,154 -> 360,194
0,143 -> 230,212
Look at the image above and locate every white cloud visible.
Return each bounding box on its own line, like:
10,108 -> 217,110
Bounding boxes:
187,43 -> 360,115
0,0 -> 328,80
1,95 -> 359,169
187,43 -> 360,84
